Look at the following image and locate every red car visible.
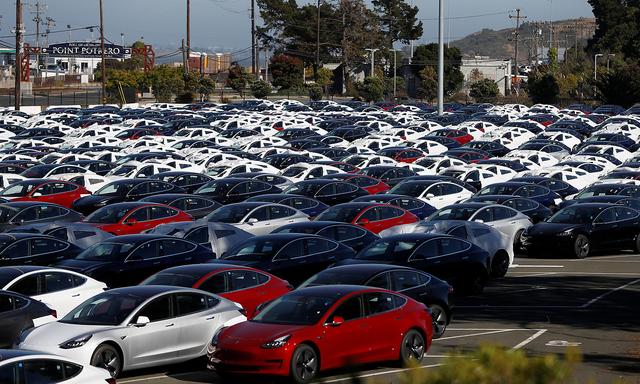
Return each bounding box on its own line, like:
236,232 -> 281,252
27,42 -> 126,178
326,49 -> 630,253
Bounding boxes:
377,147 -> 425,163
427,128 -> 474,145
322,174 -> 390,195
83,202 -> 193,235
0,179 -> 90,208
314,202 -> 418,234
140,264 -> 293,318
208,286 -> 432,383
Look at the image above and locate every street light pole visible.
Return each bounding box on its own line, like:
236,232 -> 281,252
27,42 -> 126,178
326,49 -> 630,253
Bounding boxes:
15,0 -> 23,110
607,54 -> 615,71
437,0 -> 444,115
389,48 -> 399,100
594,53 -> 603,80
365,48 -> 378,78
99,0 -> 106,104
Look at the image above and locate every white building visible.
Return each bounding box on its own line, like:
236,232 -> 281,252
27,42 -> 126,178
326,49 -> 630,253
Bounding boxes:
460,57 -> 512,95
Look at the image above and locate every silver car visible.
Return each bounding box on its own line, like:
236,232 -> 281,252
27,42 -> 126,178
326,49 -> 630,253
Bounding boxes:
206,202 -> 309,236
18,286 -> 246,378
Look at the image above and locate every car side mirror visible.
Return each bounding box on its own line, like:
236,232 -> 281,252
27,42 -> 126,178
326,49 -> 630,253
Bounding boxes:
246,217 -> 259,225
474,219 -> 484,223
133,316 -> 150,327
329,316 -> 344,327
426,193 -> 435,198
357,218 -> 370,225
32,192 -> 43,197
125,218 -> 138,225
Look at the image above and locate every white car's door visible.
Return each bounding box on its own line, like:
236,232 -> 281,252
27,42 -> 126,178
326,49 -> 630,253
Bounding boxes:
173,292 -> 222,359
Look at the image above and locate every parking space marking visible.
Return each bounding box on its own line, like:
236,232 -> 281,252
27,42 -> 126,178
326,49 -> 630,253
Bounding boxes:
581,278 -> 640,308
510,272 -> 558,278
321,364 -> 444,383
513,329 -> 547,350
511,264 -> 565,268
435,329 -> 517,341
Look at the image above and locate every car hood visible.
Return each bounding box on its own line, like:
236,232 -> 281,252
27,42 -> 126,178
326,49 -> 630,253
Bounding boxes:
54,259 -> 112,273
527,223 -> 587,236
20,321 -> 115,349
222,321 -> 309,344
73,195 -> 119,208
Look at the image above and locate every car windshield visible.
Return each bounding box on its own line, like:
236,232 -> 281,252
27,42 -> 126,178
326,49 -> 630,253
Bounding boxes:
282,167 -> 306,178
0,182 -> 39,197
389,182 -> 428,197
60,291 -> 146,325
429,207 -> 479,221
94,182 -> 135,196
85,206 -> 131,224
110,165 -> 137,176
76,242 -> 135,261
206,166 -> 228,177
299,270 -> 365,288
141,272 -> 199,287
575,186 -> 624,198
223,239 -> 282,261
207,205 -> 253,223
0,206 -> 18,223
355,240 -> 419,261
548,206 -> 606,224
251,293 -> 337,325
316,206 -> 363,222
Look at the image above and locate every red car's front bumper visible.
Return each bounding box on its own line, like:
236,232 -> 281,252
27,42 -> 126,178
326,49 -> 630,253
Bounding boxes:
207,342 -> 293,376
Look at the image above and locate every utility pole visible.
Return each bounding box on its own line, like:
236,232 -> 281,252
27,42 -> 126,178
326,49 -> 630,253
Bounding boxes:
15,0 -> 23,110
264,45 -> 269,83
509,9 -> 527,70
365,48 -> 378,78
186,0 -> 190,72
31,1 -> 46,80
181,39 -> 187,75
99,0 -> 106,104
389,48 -> 399,100
437,0 -> 444,115
594,53 -> 603,80
250,0 -> 258,80
315,0 -> 320,82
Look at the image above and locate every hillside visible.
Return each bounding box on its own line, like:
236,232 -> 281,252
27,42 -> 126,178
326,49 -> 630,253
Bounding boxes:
450,18 -> 596,61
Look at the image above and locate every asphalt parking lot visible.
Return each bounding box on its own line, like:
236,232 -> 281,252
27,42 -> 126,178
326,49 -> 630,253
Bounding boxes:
116,253 -> 640,384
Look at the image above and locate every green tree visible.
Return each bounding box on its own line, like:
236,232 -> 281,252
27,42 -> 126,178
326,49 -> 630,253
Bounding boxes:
270,54 -> 304,90
308,86 -> 323,101
198,77 -> 216,100
588,0 -> 640,61
548,47 -> 559,74
357,76 -> 385,102
417,66 -> 438,101
250,80 -> 273,99
227,63 -> 250,96
470,78 -> 500,102
412,44 -> 464,96
316,67 -> 334,94
371,0 -> 423,47
526,69 -> 560,104
597,62 -> 640,107
383,76 -> 406,99
144,65 -> 185,102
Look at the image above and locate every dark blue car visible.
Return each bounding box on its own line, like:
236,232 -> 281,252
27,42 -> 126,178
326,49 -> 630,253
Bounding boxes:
353,193 -> 437,219
245,193 -> 329,218
272,220 -> 379,252
475,182 -> 563,209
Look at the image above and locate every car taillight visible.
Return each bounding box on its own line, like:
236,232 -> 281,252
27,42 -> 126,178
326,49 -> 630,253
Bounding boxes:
105,378 -> 117,384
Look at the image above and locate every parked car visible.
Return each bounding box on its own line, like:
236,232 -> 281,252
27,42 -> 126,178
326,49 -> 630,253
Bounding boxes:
83,202 -> 194,235
196,178 -> 283,204
0,291 -> 56,347
0,233 -> 82,267
283,179 -> 369,206
0,179 -> 89,209
206,202 -> 309,236
315,202 -> 419,234
272,221 -> 379,252
0,202 -> 83,232
139,193 -> 221,219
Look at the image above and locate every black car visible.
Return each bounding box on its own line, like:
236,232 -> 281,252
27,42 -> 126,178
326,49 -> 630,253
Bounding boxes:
522,203 -> 640,258
263,154 -> 314,169
475,182 -> 562,208
196,178 -> 282,204
67,160 -> 117,176
462,141 -> 510,157
298,264 -> 453,338
358,166 -> 418,187
272,221 -> 379,252
0,234 -> 82,266
0,202 -> 83,232
72,179 -> 186,215
150,171 -> 213,193
216,233 -> 356,286
466,195 -> 553,223
511,176 -> 579,199
245,194 -> 329,218
0,291 -> 55,347
54,235 -> 214,288
567,183 -> 640,202
336,233 -> 491,294
283,179 -> 368,206
352,193 -> 437,219
558,195 -> 640,211
139,194 -> 221,219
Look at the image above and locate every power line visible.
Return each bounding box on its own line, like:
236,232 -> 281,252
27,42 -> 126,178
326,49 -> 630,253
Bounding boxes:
419,11 -> 509,21
0,25 -> 97,39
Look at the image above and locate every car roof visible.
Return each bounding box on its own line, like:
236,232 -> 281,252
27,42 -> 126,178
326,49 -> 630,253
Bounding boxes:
325,263 -> 417,277
107,285 -> 191,299
293,284 -> 378,297
0,201 -> 65,209
153,263 -> 256,278
0,349 -> 52,361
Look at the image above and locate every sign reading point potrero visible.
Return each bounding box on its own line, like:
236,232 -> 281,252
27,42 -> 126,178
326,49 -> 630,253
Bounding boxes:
40,42 -> 131,59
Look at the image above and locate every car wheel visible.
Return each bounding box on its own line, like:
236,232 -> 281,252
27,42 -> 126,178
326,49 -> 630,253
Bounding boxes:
428,304 -> 448,339
634,234 -> 640,253
399,329 -> 426,366
513,229 -> 525,256
573,234 -> 590,259
91,344 -> 122,378
290,344 -> 318,384
491,251 -> 510,278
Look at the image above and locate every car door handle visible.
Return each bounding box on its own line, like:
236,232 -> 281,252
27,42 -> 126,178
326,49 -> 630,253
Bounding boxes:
184,257 -> 192,261
153,262 -> 161,265
206,316 -> 215,320
165,323 -> 174,327
71,294 -> 80,297
510,221 -> 517,224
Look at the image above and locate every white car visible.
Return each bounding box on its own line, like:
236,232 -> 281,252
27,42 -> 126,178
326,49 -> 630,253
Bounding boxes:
207,202 -> 309,236
0,267 -> 107,320
18,286 -> 246,378
390,180 -> 474,209
280,163 -> 342,182
0,350 -> 113,384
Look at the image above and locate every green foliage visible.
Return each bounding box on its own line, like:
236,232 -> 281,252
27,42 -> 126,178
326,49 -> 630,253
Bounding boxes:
371,0 -> 423,46
308,86 -> 323,101
526,68 -> 560,104
356,76 -> 385,102
145,65 -> 185,103
198,77 -> 216,99
417,66 -> 438,101
470,78 -> 500,102
588,0 -> 640,61
227,63 -> 250,93
393,345 -> 581,384
250,80 -> 273,99
270,55 -> 303,90
413,44 -> 464,96
175,92 -> 195,103
548,47 -> 559,73
316,67 -> 334,89
383,76 -> 406,98
597,62 -> 640,107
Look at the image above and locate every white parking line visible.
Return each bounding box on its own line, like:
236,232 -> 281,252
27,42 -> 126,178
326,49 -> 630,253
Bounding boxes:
435,329 -> 517,341
322,364 -> 444,383
511,264 -> 565,268
510,272 -> 558,278
581,278 -> 640,308
512,329 -> 547,350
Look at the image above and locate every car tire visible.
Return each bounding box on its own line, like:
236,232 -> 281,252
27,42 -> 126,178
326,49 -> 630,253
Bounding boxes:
573,234 -> 590,259
91,343 -> 122,378
290,344 -> 318,384
399,329 -> 426,367
491,251 -> 510,278
513,229 -> 525,256
428,304 -> 448,339
634,234 -> 640,253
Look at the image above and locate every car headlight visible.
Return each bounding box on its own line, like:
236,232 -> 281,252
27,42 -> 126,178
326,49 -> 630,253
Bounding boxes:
557,230 -> 574,237
210,327 -> 228,347
59,334 -> 92,349
261,334 -> 291,349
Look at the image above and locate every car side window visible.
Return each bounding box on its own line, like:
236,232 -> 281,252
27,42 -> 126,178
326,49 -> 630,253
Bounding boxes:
13,207 -> 38,223
46,227 -> 69,241
247,181 -> 271,193
304,238 -> 335,254
128,183 -> 150,196
22,359 -> 68,383
275,239 -> 305,260
367,272 -> 390,289
1,240 -> 29,259
159,239 -> 195,256
474,208 -> 493,222
448,225 -> 468,239
150,206 -> 178,220
379,206 -> 403,220
594,208 -> 616,223
322,225 -> 364,242
229,182 -> 249,195
73,231 -> 95,240
492,206 -> 517,220
227,270 -> 262,291
199,273 -> 226,293
30,238 -> 68,255
285,197 -> 314,210
392,198 -> 423,210
130,241 -> 158,260
148,182 -> 173,193
174,292 -> 209,316
615,207 -> 640,221
412,240 -> 439,260
136,294 -> 173,322
0,362 -> 17,383
335,183 -> 357,194
42,272 -> 74,293
330,295 -> 363,322
185,227 -> 209,244
364,292 -> 398,316
316,184 -> 336,197
269,205 -> 296,220
359,207 -> 379,222
440,183 -> 463,195
247,207 -> 269,221
129,207 -> 151,222
438,238 -> 471,255
7,274 -> 40,296
391,271 -> 422,291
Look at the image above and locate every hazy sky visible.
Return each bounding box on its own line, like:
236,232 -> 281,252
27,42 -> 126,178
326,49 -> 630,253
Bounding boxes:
0,0 -> 594,55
